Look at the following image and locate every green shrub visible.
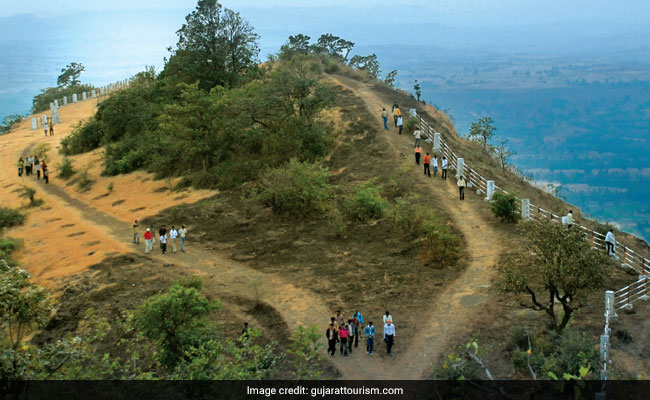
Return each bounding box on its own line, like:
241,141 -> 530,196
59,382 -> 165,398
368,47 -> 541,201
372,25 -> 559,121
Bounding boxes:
32,84 -> 95,113
490,192 -> 519,223
60,118 -> 104,155
76,168 -> 95,192
257,159 -> 332,217
19,186 -> 42,208
0,207 -> 25,229
387,194 -> 436,237
0,237 -> 23,260
56,157 -> 76,179
420,218 -> 462,267
387,162 -> 414,198
327,208 -> 347,238
405,116 -> 419,135
344,179 -> 387,221
103,136 -> 149,176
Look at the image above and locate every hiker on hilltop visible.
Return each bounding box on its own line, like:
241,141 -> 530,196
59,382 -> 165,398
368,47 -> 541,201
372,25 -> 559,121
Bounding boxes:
396,114 -> 404,135
169,225 -> 178,253
566,210 -> 574,229
605,229 -> 616,256
335,310 -> 345,329
179,225 -> 187,252
392,103 -> 399,126
159,230 -> 168,254
423,152 -> 431,177
133,220 -> 140,244
338,323 -> 350,356
457,175 -> 467,200
144,228 -> 153,254
354,310 -> 364,334
42,161 -> 49,184
34,156 -> 41,180
26,155 -> 33,176
384,319 -> 395,355
414,146 -> 422,165
49,123 -> 54,136
414,129 -> 422,147
326,323 -> 338,357
383,311 -> 392,324
351,314 -> 361,348
441,156 -> 448,180
43,122 -> 48,137
381,108 -> 389,131
432,155 -> 439,177
17,157 -> 24,177
364,321 -> 375,355
347,319 -> 355,354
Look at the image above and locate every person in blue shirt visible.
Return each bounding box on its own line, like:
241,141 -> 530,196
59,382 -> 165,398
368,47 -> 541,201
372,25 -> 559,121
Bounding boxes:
364,321 -> 375,355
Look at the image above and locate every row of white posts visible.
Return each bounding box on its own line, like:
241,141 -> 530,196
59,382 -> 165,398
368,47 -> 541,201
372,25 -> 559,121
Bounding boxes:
410,108 -> 648,389
31,79 -> 131,130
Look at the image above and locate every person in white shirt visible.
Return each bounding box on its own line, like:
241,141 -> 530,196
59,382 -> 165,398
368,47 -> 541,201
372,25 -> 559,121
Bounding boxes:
441,157 -> 448,180
396,115 -> 403,135
382,311 -> 392,324
413,129 -> 422,147
566,210 -> 574,229
605,229 -> 616,256
457,176 -> 467,200
179,225 -> 187,252
159,232 -> 167,254
169,226 -> 179,253
432,156 -> 438,177
383,320 -> 395,355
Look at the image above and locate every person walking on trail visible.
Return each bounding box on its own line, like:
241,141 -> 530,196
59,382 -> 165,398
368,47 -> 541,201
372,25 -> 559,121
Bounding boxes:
364,321 -> 375,355
34,157 -> 41,180
396,115 -> 404,135
457,176 -> 467,200
330,316 -> 339,330
169,225 -> 179,253
347,319 -> 355,354
566,210 -> 574,229
144,228 -> 153,254
49,123 -> 54,136
150,225 -> 156,252
17,157 -> 24,177
159,231 -> 168,254
326,323 -> 338,357
42,161 -> 49,184
415,146 -> 422,165
414,129 -> 422,147
384,320 -> 395,355
381,108 -> 389,131
354,310 -> 364,334
338,323 -> 349,356
179,225 -> 187,252
133,220 -> 140,244
605,229 -> 616,256
352,314 -> 361,347
423,152 -> 431,177
25,156 -> 33,176
393,104 -> 400,127
335,310 -> 345,330
441,156 -> 448,180
43,122 -> 48,137
432,155 -> 439,177
383,311 -> 392,324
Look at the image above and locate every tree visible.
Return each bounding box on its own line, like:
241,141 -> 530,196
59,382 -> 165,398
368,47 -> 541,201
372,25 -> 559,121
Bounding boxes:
384,70 -> 397,87
278,34 -> 311,60
468,116 -> 496,150
413,80 -> 422,101
494,139 -> 515,172
312,34 -> 354,61
349,54 -> 380,78
286,325 -> 323,379
494,220 -> 612,332
0,115 -> 23,134
490,192 -> 519,223
134,280 -> 220,366
162,0 -> 260,90
57,62 -> 85,87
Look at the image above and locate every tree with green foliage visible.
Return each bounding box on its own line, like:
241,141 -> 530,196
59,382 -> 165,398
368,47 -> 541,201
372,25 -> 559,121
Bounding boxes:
278,34 -> 311,60
162,0 -> 259,90
348,54 -> 380,78
287,325 -> 323,379
32,84 -> 95,113
344,179 -> 387,221
490,192 -> 519,223
468,116 -> 496,150
0,115 -> 23,134
135,280 -> 220,367
384,70 -> 397,87
57,62 -> 85,87
494,220 -> 612,332
312,34 -> 354,61
414,80 -> 422,101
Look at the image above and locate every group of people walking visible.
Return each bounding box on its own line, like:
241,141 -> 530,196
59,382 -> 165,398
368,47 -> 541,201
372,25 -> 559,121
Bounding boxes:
17,155 -> 49,183
381,103 -> 404,135
326,310 -> 395,357
132,219 -> 188,255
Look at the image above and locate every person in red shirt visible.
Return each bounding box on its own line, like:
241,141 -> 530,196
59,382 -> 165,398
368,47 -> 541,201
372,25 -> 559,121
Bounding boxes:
423,152 -> 431,177
338,324 -> 349,356
144,228 -> 153,254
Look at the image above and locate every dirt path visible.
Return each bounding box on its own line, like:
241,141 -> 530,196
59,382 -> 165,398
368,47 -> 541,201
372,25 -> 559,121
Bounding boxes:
330,75 -> 505,378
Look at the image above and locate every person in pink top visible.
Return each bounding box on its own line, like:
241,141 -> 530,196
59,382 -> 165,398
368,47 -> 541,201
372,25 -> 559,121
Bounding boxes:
338,324 -> 350,356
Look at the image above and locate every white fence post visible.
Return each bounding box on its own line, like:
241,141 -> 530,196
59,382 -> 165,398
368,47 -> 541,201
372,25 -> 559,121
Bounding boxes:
63,96 -> 68,105
53,111 -> 60,125
91,90 -> 97,98
521,198 -> 530,219
456,158 -> 464,178
54,99 -> 59,107
409,109 -> 417,118
82,92 -> 87,101
41,115 -> 47,125
433,132 -> 441,153
605,290 -> 616,321
72,93 -> 78,103
485,180 -> 495,201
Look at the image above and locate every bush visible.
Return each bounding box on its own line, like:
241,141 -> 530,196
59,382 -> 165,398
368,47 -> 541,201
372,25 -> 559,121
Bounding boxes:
387,195 -> 432,237
56,157 -> 76,179
33,143 -> 51,161
387,162 -> 414,198
420,218 -> 462,267
103,136 -> 149,176
490,192 -> 519,223
76,168 -> 95,192
257,159 -> 332,217
0,237 -> 23,260
344,179 -> 387,221
60,118 -> 104,155
405,116 -> 419,135
0,207 -> 25,230
19,186 -> 42,208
